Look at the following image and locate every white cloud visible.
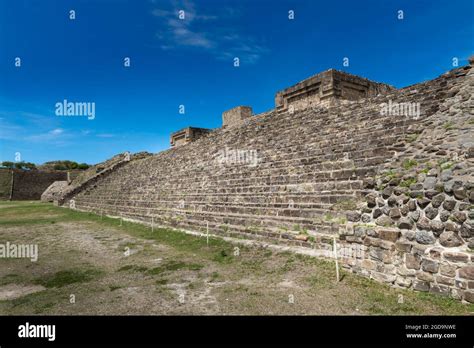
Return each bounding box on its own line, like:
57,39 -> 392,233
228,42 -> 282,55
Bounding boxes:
151,0 -> 267,63
50,128 -> 64,135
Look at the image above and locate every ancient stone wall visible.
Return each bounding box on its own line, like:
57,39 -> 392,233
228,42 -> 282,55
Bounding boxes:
222,106 -> 253,127
0,169 -> 13,200
61,63 -> 473,302
10,170 -> 67,200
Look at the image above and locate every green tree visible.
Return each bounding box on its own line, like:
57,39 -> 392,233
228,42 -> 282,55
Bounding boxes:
1,161 -> 14,169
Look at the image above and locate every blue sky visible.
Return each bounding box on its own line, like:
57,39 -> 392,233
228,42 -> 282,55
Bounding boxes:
0,0 -> 472,165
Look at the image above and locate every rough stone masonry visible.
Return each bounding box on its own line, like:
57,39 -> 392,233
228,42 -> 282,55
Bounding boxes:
50,59 -> 474,303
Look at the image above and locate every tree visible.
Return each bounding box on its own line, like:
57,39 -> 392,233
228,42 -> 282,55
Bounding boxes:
1,161 -> 14,169
77,163 -> 90,170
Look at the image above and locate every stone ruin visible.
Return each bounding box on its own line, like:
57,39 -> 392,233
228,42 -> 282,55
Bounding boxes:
275,69 -> 394,111
170,127 -> 213,148
44,60 -> 474,303
0,168 -> 67,200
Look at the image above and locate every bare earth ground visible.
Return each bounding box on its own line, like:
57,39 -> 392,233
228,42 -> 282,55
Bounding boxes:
0,201 -> 473,315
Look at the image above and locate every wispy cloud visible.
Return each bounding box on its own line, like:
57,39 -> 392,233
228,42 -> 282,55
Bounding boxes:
151,0 -> 267,64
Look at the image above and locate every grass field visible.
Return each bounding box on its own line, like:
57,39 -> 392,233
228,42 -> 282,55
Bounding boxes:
0,201 -> 473,315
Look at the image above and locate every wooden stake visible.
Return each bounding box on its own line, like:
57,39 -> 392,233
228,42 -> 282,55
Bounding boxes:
151,216 -> 154,232
206,222 -> 209,247
333,236 -> 340,282
120,213 -> 123,226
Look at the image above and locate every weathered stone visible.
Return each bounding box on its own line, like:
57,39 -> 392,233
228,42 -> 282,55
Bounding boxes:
416,217 -> 431,231
365,193 -> 377,207
468,237 -> 474,249
405,254 -> 421,270
407,199 -> 417,211
421,259 -> 439,273
375,216 -> 392,227
440,263 -> 457,277
405,230 -> 415,241
399,194 -> 410,204
409,210 -> 420,222
363,178 -> 375,189
442,199 -> 456,211
445,221 -> 460,233
346,211 -> 361,222
430,220 -> 445,235
439,231 -> 463,247
395,240 -> 412,252
371,272 -> 396,283
458,266 -> 474,280
389,207 -> 401,219
451,211 -> 467,224
361,213 -> 371,223
382,186 -> 393,199
440,169 -> 453,182
429,247 -> 443,259
453,188 -> 467,200
444,180 -> 462,193
423,177 -> 437,190
424,190 -> 439,199
395,276 -> 412,287
417,197 -> 431,209
413,280 -> 430,292
417,271 -> 434,282
397,218 -> 413,230
443,252 -> 469,263
436,275 -> 455,286
387,196 -> 397,207
439,210 -> 450,222
410,183 -> 423,191
461,220 -> 474,238
400,205 -> 409,216
377,197 -> 385,207
464,291 -> 474,303
389,177 -> 400,186
372,208 -> 382,219
378,229 -> 400,242
429,284 -> 450,297
431,193 -> 445,208
415,230 -> 435,244
425,206 -> 438,220
361,259 -> 377,270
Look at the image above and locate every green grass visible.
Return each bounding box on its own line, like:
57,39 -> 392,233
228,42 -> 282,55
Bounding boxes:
34,269 -> 102,288
443,121 -> 455,130
402,159 -> 418,170
400,177 -> 417,188
117,265 -> 148,273
147,261 -> 203,275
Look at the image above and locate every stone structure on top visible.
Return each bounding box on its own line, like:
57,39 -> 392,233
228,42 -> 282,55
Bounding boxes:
275,69 -> 394,112
222,106 -> 253,128
170,127 -> 212,147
